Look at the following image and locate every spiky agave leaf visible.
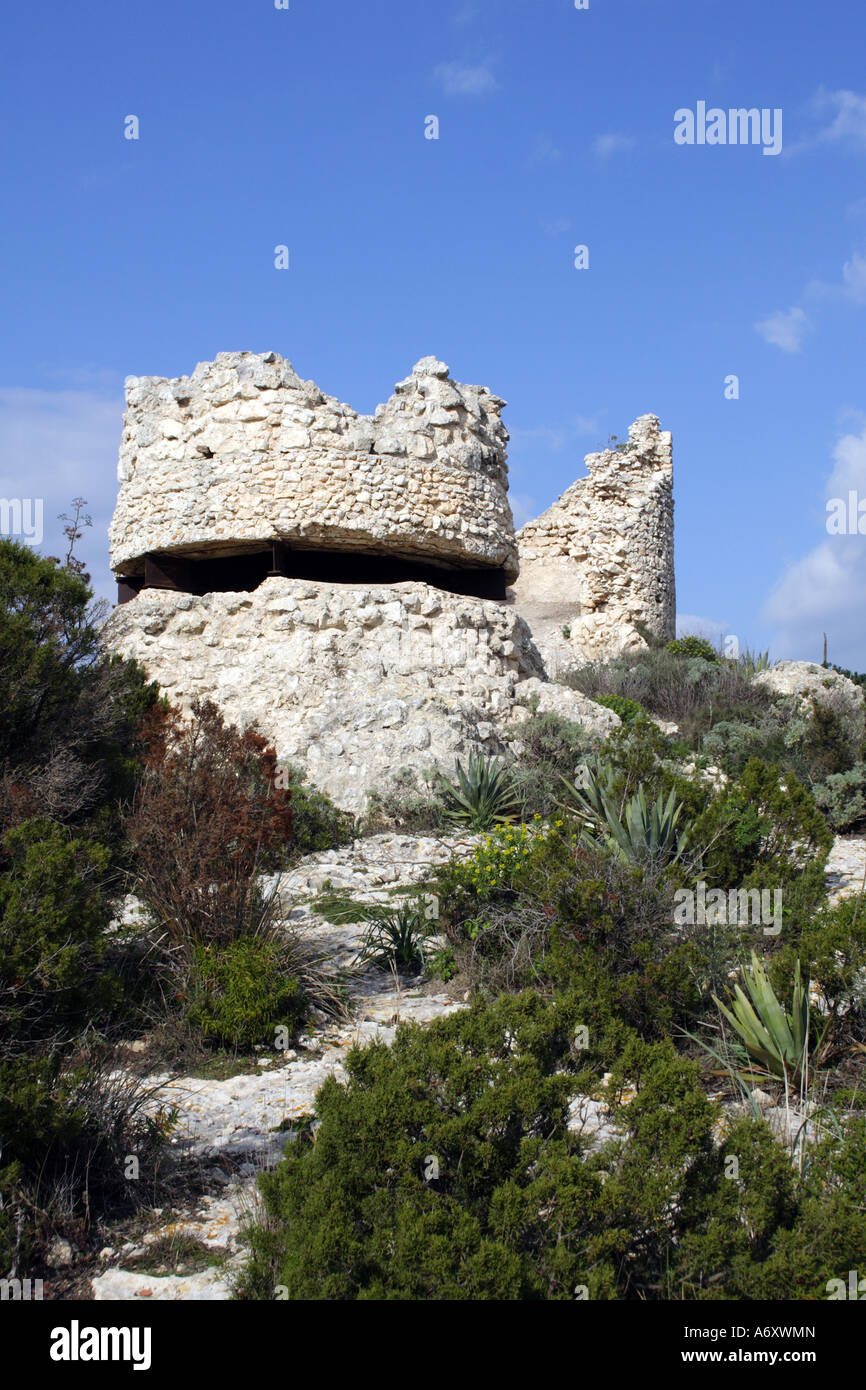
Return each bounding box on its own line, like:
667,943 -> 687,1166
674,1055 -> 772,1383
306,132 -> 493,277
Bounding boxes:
564,763 -> 688,867
713,952 -> 810,1082
440,752 -> 523,830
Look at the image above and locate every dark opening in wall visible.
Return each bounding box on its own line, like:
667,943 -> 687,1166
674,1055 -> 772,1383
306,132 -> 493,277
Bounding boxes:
116,544 -> 508,605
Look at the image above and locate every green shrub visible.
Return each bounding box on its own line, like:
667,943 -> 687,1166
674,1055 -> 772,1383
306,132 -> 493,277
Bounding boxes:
0,1043 -> 173,1273
666,636 -> 720,663
702,695 -> 862,785
0,819 -> 115,1044
0,539 -> 161,851
284,765 -> 355,858
433,821 -> 690,1012
565,647 -> 768,748
508,712 -> 599,819
362,767 -> 451,835
773,896 -> 866,1038
237,992 -> 866,1300
829,662 -> 866,690
813,763 -> 866,832
691,759 -> 833,915
593,693 -> 646,724
185,938 -> 306,1051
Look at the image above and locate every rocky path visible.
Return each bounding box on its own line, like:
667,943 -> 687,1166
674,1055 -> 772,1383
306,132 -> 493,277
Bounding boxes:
91,831 -> 866,1301
92,835 -> 474,1301
824,835 -> 866,906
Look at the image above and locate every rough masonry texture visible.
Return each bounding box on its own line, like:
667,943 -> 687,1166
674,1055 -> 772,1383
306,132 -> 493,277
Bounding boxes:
109,351 -> 518,585
511,414 -> 675,671
103,578 -> 616,811
103,352 -> 675,810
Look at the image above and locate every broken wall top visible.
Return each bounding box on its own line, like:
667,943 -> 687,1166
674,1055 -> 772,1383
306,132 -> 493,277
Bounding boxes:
109,351 -> 518,581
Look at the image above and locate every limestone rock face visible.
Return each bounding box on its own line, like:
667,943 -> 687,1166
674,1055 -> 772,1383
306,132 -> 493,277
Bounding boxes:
109,352 -> 518,581
754,661 -> 865,723
511,677 -> 621,737
511,414 -> 675,670
103,578 -> 546,812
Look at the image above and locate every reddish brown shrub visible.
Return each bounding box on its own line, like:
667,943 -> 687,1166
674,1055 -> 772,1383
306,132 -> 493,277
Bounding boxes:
128,700 -> 293,952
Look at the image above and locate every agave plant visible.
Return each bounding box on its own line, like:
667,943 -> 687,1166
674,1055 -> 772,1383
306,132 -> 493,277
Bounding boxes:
738,647 -> 772,678
439,752 -> 523,830
712,953 -> 812,1085
562,761 -> 688,867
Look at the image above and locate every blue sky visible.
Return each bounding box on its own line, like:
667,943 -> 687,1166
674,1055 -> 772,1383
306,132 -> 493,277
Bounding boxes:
1,0 -> 865,665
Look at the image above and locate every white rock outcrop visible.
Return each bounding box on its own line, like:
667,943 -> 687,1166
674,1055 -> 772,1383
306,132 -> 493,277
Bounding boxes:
754,661 -> 865,725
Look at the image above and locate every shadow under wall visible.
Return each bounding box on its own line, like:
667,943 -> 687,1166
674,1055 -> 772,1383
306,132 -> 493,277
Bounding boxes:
116,546 -> 509,605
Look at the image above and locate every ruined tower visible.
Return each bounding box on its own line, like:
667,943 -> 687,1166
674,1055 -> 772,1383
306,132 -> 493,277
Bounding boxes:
104,353 -> 676,809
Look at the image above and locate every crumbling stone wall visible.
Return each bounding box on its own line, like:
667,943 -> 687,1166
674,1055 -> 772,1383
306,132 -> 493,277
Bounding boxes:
511,414 -> 675,669
109,352 -> 518,582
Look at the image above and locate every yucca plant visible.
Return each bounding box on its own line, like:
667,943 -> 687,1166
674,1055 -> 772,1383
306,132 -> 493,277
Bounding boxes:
355,902 -> 435,975
438,752 -> 523,830
712,952 -> 812,1085
562,761 -> 688,867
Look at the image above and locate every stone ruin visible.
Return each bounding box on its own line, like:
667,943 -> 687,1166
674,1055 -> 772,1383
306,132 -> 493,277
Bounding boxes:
104,351 -> 676,811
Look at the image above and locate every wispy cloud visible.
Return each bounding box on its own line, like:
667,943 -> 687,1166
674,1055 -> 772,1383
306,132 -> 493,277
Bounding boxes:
510,415 -> 600,453
452,3 -> 479,26
758,237 -> 866,349
529,135 -> 562,165
841,249 -> 866,304
433,59 -> 498,96
754,306 -> 810,353
764,422 -> 866,665
541,215 -> 572,238
807,88 -> 866,151
592,133 -> 635,159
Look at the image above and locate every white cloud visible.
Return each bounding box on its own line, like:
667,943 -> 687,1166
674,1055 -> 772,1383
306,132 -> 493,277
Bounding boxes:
810,88 -> 866,150
592,133 -> 635,159
764,424 -> 866,665
434,60 -> 498,96
754,306 -> 810,353
0,385 -> 122,601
